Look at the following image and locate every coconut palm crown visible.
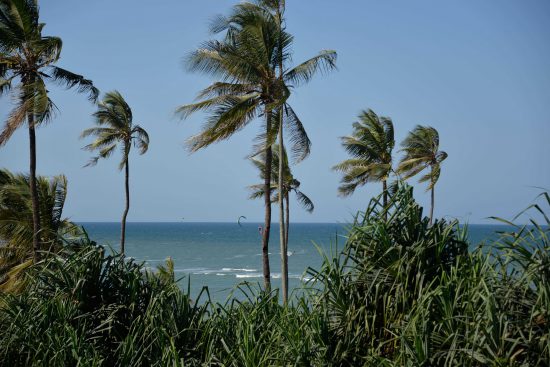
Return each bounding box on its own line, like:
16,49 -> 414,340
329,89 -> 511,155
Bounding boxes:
333,109 -> 395,207
0,0 -> 99,142
249,144 -> 314,214
81,91 -> 149,254
397,125 -> 447,224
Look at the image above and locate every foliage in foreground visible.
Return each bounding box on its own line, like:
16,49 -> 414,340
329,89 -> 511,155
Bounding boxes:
0,186 -> 548,366
0,169 -> 81,293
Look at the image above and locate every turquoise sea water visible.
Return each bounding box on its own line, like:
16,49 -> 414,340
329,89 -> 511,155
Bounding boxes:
80,222 -> 510,301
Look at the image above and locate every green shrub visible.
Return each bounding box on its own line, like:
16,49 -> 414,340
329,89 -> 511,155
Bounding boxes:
0,243 -> 209,366
307,186 -> 549,366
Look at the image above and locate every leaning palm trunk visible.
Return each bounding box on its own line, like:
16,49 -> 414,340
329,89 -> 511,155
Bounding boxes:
120,153 -> 130,255
262,112 -> 273,290
28,114 -> 41,263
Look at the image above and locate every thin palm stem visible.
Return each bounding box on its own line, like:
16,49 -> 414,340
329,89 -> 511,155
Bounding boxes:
120,154 -> 130,255
285,192 -> 289,258
383,179 -> 388,221
278,117 -> 287,303
277,0 -> 288,304
28,114 -> 40,263
262,111 -> 272,290
430,176 -> 435,226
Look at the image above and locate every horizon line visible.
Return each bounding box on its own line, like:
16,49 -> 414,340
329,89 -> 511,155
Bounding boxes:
75,221 -> 510,225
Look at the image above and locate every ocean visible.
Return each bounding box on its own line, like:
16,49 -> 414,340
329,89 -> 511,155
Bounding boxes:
80,222 -> 511,302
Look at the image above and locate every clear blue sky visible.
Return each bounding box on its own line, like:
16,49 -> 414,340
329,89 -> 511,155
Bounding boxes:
1,0 -> 549,223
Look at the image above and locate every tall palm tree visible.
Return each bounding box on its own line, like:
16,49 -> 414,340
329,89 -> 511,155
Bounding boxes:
249,143 -> 314,301
177,1 -> 335,290
397,125 -> 447,225
274,0 -> 287,305
0,0 -> 98,262
332,109 -> 395,212
0,169 -> 80,293
81,91 -> 149,255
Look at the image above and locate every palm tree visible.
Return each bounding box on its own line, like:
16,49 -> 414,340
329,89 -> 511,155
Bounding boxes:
332,109 -> 395,212
0,169 -> 81,293
249,143 -> 314,301
0,0 -> 99,262
177,1 -> 335,290
397,125 -> 448,225
81,91 -> 149,255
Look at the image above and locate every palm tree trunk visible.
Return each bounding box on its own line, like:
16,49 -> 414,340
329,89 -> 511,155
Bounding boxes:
276,1 -> 288,304
262,111 -> 272,291
278,114 -> 288,304
382,179 -> 388,221
120,158 -> 130,255
28,115 -> 41,263
285,192 -> 289,253
430,185 -> 434,226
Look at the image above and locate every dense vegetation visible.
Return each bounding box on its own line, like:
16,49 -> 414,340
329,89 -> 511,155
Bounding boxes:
0,185 -> 547,366
0,169 -> 81,293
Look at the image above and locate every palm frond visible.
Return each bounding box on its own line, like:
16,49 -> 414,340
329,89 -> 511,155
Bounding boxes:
132,125 -> 149,155
283,104 -> 311,163
186,94 -> 259,152
0,88 -> 30,145
284,50 -> 337,86
294,189 -> 314,212
48,66 -> 99,102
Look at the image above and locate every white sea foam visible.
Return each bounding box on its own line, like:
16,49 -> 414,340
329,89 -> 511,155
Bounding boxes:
235,273 -> 263,279
222,267 -> 257,272
233,272 -> 310,280
197,269 -> 222,275
174,267 -> 207,273
227,254 -> 247,259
